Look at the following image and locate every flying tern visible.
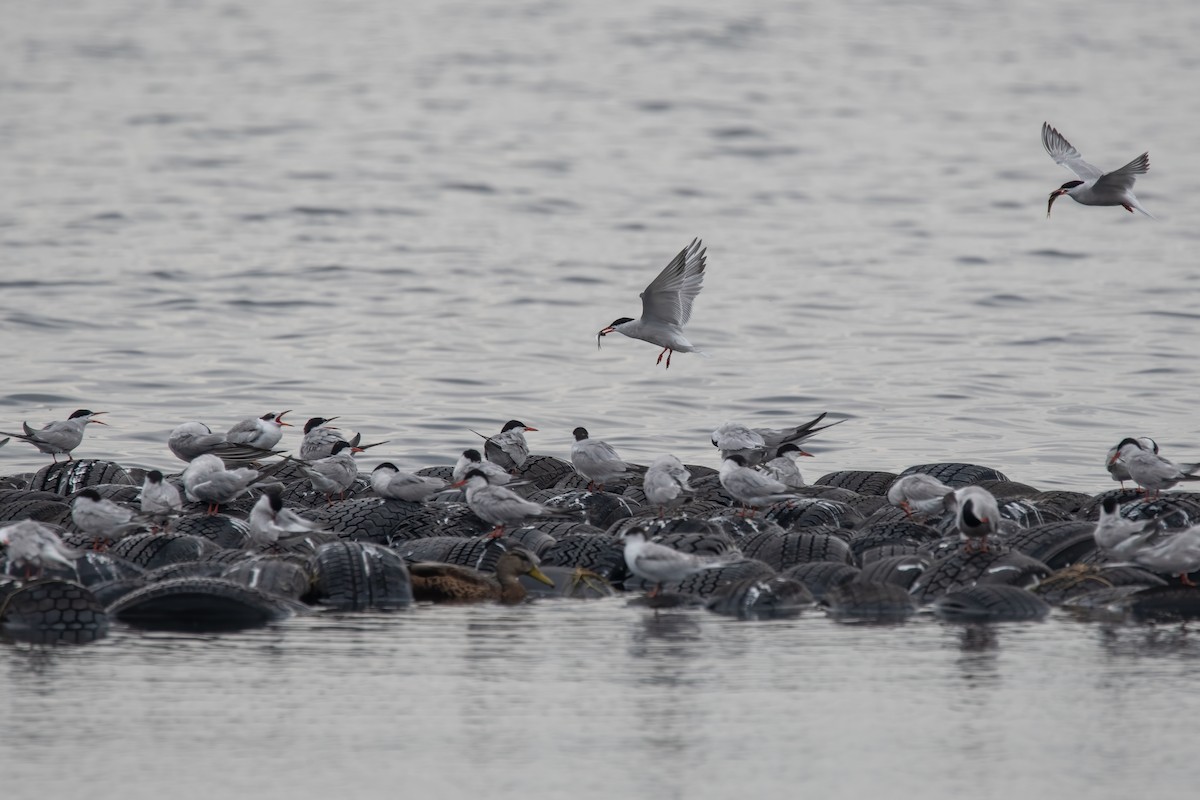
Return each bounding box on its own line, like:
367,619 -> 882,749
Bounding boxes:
1043,122 -> 1153,218
596,238 -> 707,368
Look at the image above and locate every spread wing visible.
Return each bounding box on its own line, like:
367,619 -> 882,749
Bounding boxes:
1042,122 -> 1103,181
1095,151 -> 1149,194
640,238 -> 706,327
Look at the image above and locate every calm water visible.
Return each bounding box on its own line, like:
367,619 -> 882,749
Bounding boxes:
2,0 -> 1199,796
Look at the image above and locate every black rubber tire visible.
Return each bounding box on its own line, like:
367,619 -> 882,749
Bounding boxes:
933,585 -> 1050,622
169,514 -> 251,549
88,577 -> 149,608
1128,585 -> 1200,622
222,558 -> 313,601
0,497 -> 71,525
998,499 -> 1067,529
765,498 -> 864,531
29,460 -> 135,495
390,504 -> 491,541
142,562 -> 227,582
502,525 -> 558,558
823,581 -> 916,621
71,551 -> 146,586
540,534 -> 627,582
706,576 -> 814,619
650,532 -> 741,557
975,479 -> 1041,500
659,558 -> 777,599
515,455 -> 577,490
741,531 -> 856,570
392,536 -> 515,572
687,475 -> 738,506
110,577 -> 305,631
0,579 -> 109,644
858,544 -> 923,565
1081,492 -> 1200,527
856,554 -> 932,590
1034,564 -> 1167,605
815,470 -> 898,496
700,515 -> 788,541
778,562 -> 861,601
1030,490 -> 1093,519
106,533 -> 221,570
308,542 -> 414,610
909,546 -> 1052,604
898,463 -> 1009,487
849,520 -> 943,557
317,498 -> 421,543
525,489 -> 634,530
1004,521 -> 1097,569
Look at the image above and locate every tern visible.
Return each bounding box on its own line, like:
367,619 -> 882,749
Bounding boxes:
0,520 -> 80,578
139,470 -> 183,524
71,489 -> 145,547
642,454 -> 694,517
711,413 -> 843,466
246,486 -> 325,549
1042,122 -> 1153,218
944,486 -> 1000,553
167,421 -> 283,465
300,416 -> 388,461
596,238 -> 707,368
0,409 -> 107,462
571,427 -> 644,491
453,469 -> 580,539
757,443 -> 811,490
1109,438 -> 1200,497
1106,437 -> 1158,489
719,455 -> 801,516
620,527 -> 737,597
887,473 -> 953,519
371,462 -> 446,502
471,420 -> 537,472
452,448 -> 515,485
1092,497 -> 1169,560
182,453 -> 263,515
301,440 -> 362,502
1129,525 -> 1200,586
226,410 -> 293,450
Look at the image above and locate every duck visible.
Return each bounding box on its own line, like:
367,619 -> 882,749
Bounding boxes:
408,549 -> 554,604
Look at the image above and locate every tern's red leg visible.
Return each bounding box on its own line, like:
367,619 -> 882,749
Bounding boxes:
655,347 -> 668,365
485,526 -> 505,539
1181,574 -> 1197,587
900,501 -> 912,519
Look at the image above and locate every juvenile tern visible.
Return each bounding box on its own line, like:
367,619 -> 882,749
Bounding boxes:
301,440 -> 361,502
711,413 -> 843,465
596,238 -> 707,368
719,455 -> 801,516
620,527 -> 737,596
452,448 -> 515,485
0,520 -> 80,577
453,469 -> 580,538
1106,436 -> 1158,488
1042,122 -> 1153,218
471,420 -> 537,472
757,443 -> 811,490
642,454 -> 694,517
139,470 -> 183,523
182,453 -> 263,514
371,462 -> 446,502
1129,524 -> 1200,585
1109,438 -> 1200,497
571,427 -> 643,491
226,410 -> 293,450
0,409 -> 107,462
1092,496 -> 1166,560
167,421 -> 283,465
887,473 -> 953,519
71,489 -> 144,547
246,486 -> 324,549
945,486 -> 1000,553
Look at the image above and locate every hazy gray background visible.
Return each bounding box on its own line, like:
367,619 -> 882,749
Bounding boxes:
2,3 -> 1199,798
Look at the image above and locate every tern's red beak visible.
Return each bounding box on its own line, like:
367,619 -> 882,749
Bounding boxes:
450,478 -> 467,489
90,412 -> 108,425
277,410 -> 294,427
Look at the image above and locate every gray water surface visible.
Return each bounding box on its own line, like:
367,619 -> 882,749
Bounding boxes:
2,1 -> 1199,797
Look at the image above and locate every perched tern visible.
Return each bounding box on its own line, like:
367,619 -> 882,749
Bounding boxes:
452,448 -> 515,485
620,527 -> 737,596
711,413 -> 843,466
167,421 -> 283,465
596,238 -> 707,369
757,443 -> 811,490
887,473 -> 953,519
1092,497 -> 1167,560
71,488 -> 144,546
182,453 -> 262,514
0,520 -> 80,577
301,440 -> 361,502
1042,122 -> 1153,218
945,486 -> 1000,553
1106,436 -> 1158,489
719,455 -> 801,516
139,470 -> 183,523
226,410 -> 293,450
453,469 -> 580,539
0,409 -> 107,462
1109,438 -> 1200,497
300,416 -> 387,460
471,420 -> 537,472
571,427 -> 643,491
642,454 -> 694,517
371,462 -> 446,502
246,486 -> 324,549
1129,525 -> 1200,585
